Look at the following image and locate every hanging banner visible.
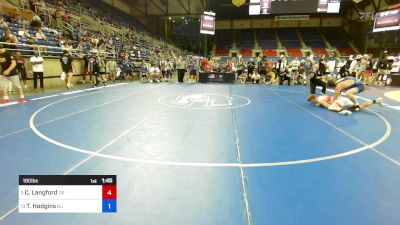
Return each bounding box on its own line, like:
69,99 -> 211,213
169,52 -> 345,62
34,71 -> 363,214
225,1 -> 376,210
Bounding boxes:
233,0 -> 246,7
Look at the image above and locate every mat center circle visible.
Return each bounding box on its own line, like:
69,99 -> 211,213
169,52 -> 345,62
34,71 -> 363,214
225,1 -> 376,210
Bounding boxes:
158,93 -> 251,109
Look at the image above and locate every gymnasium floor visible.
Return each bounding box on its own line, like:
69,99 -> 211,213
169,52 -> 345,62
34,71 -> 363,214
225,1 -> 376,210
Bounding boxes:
0,82 -> 400,225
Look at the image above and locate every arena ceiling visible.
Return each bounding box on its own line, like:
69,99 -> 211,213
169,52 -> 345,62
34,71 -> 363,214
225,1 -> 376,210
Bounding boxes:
118,0 -> 392,19
123,0 -> 206,17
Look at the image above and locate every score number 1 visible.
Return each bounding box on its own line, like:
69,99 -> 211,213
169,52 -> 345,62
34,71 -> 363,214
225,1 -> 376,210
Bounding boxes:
102,185 -> 117,213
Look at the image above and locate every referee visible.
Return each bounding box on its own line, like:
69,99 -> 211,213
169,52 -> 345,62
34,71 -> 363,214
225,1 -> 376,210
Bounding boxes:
176,56 -> 186,83
310,59 -> 327,94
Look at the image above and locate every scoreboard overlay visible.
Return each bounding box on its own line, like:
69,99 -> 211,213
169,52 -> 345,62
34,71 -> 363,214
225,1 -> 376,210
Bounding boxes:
18,175 -> 117,213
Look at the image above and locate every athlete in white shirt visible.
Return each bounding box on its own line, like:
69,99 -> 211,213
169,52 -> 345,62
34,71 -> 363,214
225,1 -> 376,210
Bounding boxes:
30,51 -> 44,90
307,94 -> 383,115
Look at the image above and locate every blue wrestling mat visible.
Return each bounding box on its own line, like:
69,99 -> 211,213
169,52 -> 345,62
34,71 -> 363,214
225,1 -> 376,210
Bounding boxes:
0,83 -> 399,225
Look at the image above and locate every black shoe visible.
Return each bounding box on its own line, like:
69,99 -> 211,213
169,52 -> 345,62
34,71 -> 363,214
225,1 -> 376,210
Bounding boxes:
354,105 -> 360,111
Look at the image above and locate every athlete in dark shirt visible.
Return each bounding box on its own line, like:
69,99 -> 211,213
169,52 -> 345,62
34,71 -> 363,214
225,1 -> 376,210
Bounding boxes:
0,45 -> 26,104
60,50 -> 74,89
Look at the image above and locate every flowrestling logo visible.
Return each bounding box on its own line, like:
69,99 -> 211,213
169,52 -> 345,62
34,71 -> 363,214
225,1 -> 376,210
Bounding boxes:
158,93 -> 251,109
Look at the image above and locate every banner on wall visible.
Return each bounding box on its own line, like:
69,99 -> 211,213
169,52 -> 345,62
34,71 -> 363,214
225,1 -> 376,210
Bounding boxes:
274,15 -> 310,21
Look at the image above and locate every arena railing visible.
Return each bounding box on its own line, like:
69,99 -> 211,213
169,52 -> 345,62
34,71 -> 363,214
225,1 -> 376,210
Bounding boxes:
0,41 -> 117,60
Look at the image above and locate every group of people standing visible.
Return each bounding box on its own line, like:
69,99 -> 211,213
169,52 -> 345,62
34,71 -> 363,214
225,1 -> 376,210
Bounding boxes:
0,42 -> 48,104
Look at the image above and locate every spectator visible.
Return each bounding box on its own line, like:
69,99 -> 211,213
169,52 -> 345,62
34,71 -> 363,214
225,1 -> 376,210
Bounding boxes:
276,55 -> 290,85
138,59 -> 149,82
20,0 -> 30,9
148,62 -> 161,82
53,7 -> 64,29
1,28 -> 19,49
310,63 -> 327,94
55,33 -> 64,42
238,68 -> 248,84
163,58 -> 172,81
92,55 -> 101,87
176,56 -> 186,83
18,26 -> 29,38
247,58 -> 255,82
347,55 -> 358,77
35,29 -> 47,41
0,44 -> 26,104
237,58 -> 245,80
63,11 -> 70,24
0,18 -> 9,28
15,52 -> 28,90
390,58 -> 400,74
99,54 -> 107,85
225,59 -> 233,73
363,54 -> 374,83
60,50 -> 74,89
266,59 -> 275,84
106,58 -> 117,82
291,57 -> 300,84
257,56 -> 267,80
81,54 -> 93,84
31,13 -> 42,30
30,51 -> 44,90
187,56 -> 198,83
121,54 -> 132,80
29,0 -> 40,13
250,70 -> 261,84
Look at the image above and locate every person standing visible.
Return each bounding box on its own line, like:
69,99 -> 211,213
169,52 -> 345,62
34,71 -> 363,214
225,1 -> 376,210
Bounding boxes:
247,58 -> 256,82
187,56 -> 198,83
107,59 -> 117,82
258,56 -> 267,82
310,63 -> 327,95
15,52 -> 28,90
237,58 -> 245,81
30,50 -> 44,90
60,50 -> 74,89
92,55 -> 101,87
121,54 -> 132,81
139,59 -> 149,82
0,44 -> 26,104
99,55 -> 107,85
176,56 -> 186,83
275,55 -> 290,85
82,54 -> 93,84
266,59 -> 275,84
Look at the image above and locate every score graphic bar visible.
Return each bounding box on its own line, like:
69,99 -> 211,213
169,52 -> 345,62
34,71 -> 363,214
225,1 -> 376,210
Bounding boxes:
19,175 -> 117,213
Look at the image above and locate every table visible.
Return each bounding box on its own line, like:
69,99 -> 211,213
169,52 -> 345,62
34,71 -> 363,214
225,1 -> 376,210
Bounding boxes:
390,74 -> 400,86
198,72 -> 235,83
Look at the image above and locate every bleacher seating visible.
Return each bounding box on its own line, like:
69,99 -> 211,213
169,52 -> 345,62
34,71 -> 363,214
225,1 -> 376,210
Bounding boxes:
262,49 -> 277,57
337,48 -> 356,56
215,48 -> 230,56
236,30 -> 255,49
240,48 -> 252,57
278,29 -> 302,48
322,28 -> 352,49
256,29 -> 278,49
312,48 -> 329,56
170,19 -> 200,52
299,28 -> 326,48
216,30 -> 233,49
215,30 -> 233,56
286,48 -> 303,57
